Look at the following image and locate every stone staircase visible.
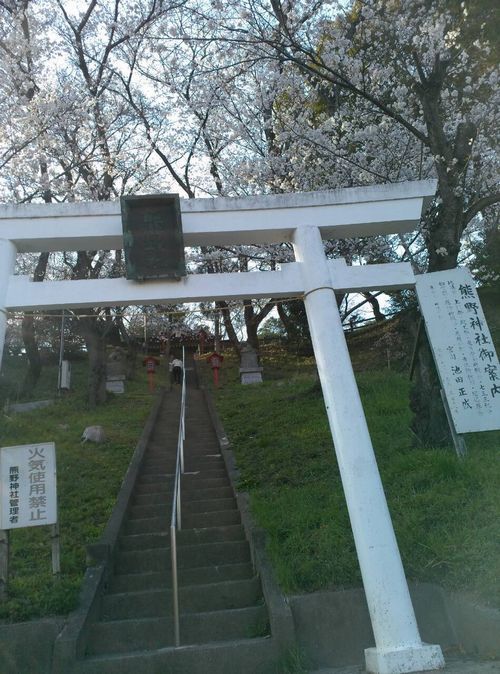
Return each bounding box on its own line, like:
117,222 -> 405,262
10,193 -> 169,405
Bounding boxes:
72,378 -> 280,673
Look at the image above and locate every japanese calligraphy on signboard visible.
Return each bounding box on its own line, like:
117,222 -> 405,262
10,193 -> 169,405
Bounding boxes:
121,194 -> 186,281
0,443 -> 57,530
415,268 -> 500,434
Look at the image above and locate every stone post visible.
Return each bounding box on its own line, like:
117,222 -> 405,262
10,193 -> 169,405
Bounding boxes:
0,239 -> 17,371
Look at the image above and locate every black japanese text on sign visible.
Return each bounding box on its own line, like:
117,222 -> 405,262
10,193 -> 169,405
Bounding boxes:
415,268 -> 500,434
121,194 -> 187,281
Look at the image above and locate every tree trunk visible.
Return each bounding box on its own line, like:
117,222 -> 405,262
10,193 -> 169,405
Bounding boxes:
216,301 -> 242,355
246,320 -> 260,352
81,317 -> 107,407
409,188 -> 462,446
362,292 -> 386,322
408,75 -> 473,446
21,252 -> 50,395
409,334 -> 450,446
244,301 -> 260,353
21,315 -> 42,397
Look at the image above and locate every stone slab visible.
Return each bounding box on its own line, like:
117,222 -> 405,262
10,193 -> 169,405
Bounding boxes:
290,584 -> 500,670
240,372 -> 263,385
106,380 -> 125,394
0,618 -> 64,674
7,399 -> 54,413
308,661 -> 500,674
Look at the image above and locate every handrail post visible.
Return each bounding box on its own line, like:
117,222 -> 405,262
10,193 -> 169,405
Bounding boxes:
169,343 -> 187,646
176,467 -> 182,531
170,523 -> 180,647
180,430 -> 185,475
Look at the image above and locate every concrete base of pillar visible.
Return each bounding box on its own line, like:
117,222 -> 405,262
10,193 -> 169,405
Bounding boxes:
365,643 -> 445,674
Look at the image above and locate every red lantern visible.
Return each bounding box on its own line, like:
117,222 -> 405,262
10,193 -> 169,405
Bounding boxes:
207,352 -> 224,387
142,356 -> 160,391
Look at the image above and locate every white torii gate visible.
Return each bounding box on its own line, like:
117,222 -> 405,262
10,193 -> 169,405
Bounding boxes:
0,181 -> 445,674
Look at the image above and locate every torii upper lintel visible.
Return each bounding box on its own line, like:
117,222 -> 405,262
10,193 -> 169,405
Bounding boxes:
0,180 -> 435,252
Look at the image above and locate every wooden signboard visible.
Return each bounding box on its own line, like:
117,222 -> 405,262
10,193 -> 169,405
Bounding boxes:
121,194 -> 186,281
0,442 -> 57,530
0,442 -> 60,589
416,267 -> 500,434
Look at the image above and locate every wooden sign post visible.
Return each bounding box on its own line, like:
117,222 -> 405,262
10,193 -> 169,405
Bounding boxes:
416,268 -> 500,446
0,442 -> 60,596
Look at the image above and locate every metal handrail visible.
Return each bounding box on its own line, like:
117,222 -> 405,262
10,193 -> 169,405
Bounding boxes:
170,346 -> 186,647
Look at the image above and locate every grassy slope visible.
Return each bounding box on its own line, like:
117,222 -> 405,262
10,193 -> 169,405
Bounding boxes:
0,357 -> 161,622
1,286 -> 498,621
212,339 -> 500,607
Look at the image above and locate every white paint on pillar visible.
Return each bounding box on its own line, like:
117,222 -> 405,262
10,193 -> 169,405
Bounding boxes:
293,226 -> 444,674
0,239 -> 17,370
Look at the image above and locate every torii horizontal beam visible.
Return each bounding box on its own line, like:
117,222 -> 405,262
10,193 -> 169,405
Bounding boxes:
0,180 -> 435,252
5,260 -> 415,311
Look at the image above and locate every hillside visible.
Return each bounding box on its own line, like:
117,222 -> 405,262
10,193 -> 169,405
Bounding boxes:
0,360 -> 158,622
204,296 -> 500,608
0,292 -> 498,621
210,356 -> 499,607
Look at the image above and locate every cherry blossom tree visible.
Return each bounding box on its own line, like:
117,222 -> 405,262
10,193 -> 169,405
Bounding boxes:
185,0 -> 499,442
1,0 -> 497,425
0,0 -> 184,405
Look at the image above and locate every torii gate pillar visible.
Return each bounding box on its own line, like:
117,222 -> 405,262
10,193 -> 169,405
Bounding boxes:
294,226 -> 444,674
0,239 -> 17,364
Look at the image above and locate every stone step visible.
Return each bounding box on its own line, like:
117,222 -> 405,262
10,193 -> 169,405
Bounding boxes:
128,503 -> 170,520
110,562 -> 255,593
143,448 -> 174,459
184,453 -> 222,463
147,437 -> 178,444
133,485 -> 234,506
129,496 -> 236,521
182,477 -> 230,490
140,454 -> 223,469
74,636 -> 279,674
185,459 -> 225,471
115,539 -> 250,574
119,531 -> 170,551
125,509 -> 241,534
133,481 -> 172,496
177,524 -> 244,546
184,441 -> 220,449
182,468 -> 228,480
183,485 -> 234,501
148,432 -> 179,442
120,524 -> 245,550
140,463 -> 176,475
102,576 -> 262,619
184,431 -> 219,440
144,442 -> 178,453
183,509 -> 241,529
137,473 -> 174,485
86,605 -> 269,656
149,426 -> 180,436
141,454 -> 175,464
182,497 -> 237,514
124,517 -> 169,534
136,473 -> 231,488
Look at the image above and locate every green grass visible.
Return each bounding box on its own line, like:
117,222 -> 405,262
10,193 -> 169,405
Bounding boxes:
1,313 -> 498,622
214,362 -> 500,607
0,356 -> 159,622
